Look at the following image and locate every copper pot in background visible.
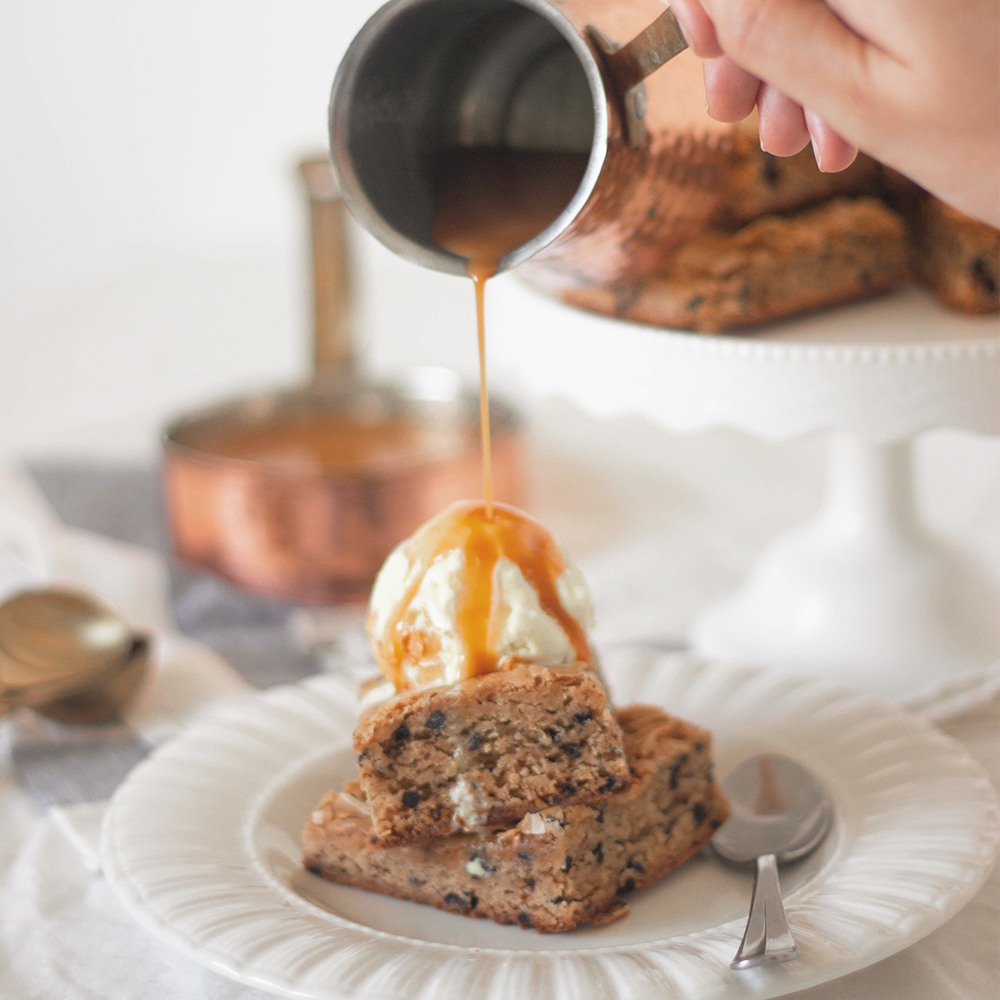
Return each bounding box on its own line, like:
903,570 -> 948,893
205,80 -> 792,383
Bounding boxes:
163,373 -> 525,604
162,157 -> 527,605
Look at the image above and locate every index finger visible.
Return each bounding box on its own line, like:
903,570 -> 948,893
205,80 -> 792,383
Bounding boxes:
693,0 -> 878,127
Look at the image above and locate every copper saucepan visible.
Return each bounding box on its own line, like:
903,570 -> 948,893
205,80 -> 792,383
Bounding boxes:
162,158 -> 526,605
163,372 -> 525,604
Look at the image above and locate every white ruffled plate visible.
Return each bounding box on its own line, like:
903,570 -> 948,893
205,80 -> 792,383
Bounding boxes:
100,652 -> 1000,1000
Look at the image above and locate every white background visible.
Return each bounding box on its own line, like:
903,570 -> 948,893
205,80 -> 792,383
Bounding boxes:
1,0 -> 487,461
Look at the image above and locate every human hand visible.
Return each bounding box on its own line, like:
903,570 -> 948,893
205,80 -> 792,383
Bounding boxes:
668,0 -> 1000,226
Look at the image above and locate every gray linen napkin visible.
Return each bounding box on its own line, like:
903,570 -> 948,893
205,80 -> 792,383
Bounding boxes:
8,713 -> 151,806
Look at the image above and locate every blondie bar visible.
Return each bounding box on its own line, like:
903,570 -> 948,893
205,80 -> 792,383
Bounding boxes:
562,197 -> 909,332
353,661 -> 631,846
305,704 -> 728,932
911,196 -> 999,314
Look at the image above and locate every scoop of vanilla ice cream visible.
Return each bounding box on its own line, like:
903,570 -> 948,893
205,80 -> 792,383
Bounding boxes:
367,500 -> 594,690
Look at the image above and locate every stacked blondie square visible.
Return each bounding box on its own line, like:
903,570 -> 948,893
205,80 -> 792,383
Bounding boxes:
303,661 -> 727,932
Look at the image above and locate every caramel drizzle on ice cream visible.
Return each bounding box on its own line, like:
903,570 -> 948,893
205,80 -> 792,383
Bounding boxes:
381,501 -> 592,690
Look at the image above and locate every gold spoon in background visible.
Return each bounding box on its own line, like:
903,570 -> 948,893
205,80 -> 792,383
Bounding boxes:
0,588 -> 150,725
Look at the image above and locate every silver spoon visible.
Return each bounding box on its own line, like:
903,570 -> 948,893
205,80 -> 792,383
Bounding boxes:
712,754 -> 833,970
0,587 -> 146,722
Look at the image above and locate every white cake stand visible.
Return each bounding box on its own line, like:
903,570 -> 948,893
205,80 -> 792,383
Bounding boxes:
492,283 -> 1000,698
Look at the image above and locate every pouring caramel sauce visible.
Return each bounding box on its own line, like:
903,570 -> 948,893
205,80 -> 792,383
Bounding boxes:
370,147 -> 591,691
429,147 -> 589,515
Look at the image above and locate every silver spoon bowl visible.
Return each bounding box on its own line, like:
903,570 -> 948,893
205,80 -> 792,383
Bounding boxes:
0,587 -> 147,723
712,754 -> 834,970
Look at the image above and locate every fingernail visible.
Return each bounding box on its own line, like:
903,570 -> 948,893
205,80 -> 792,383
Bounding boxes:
804,110 -> 825,172
671,1 -> 691,45
811,134 -> 824,171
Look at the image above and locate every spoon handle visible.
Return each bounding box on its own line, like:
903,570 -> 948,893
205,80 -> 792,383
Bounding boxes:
730,853 -> 800,970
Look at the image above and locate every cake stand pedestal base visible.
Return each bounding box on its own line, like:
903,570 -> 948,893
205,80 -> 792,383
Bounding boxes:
691,432 -> 1000,698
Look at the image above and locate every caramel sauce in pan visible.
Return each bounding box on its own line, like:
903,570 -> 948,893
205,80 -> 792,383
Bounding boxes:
187,414 -> 472,470
385,502 -> 593,688
375,148 -> 592,690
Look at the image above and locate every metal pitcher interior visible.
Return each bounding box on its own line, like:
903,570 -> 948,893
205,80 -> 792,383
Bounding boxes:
329,0 -> 608,276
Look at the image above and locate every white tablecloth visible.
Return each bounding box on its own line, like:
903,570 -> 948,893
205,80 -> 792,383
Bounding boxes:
1,409 -> 998,1000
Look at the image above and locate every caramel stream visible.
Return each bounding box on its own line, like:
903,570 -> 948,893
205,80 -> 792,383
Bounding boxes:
377,148 -> 591,687
429,148 -> 589,516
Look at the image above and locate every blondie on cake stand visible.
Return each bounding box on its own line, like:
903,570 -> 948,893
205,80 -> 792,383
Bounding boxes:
493,284 -> 1000,698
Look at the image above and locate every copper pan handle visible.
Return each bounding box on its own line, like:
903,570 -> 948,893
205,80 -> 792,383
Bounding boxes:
588,8 -> 690,148
604,8 -> 689,95
299,156 -> 354,379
